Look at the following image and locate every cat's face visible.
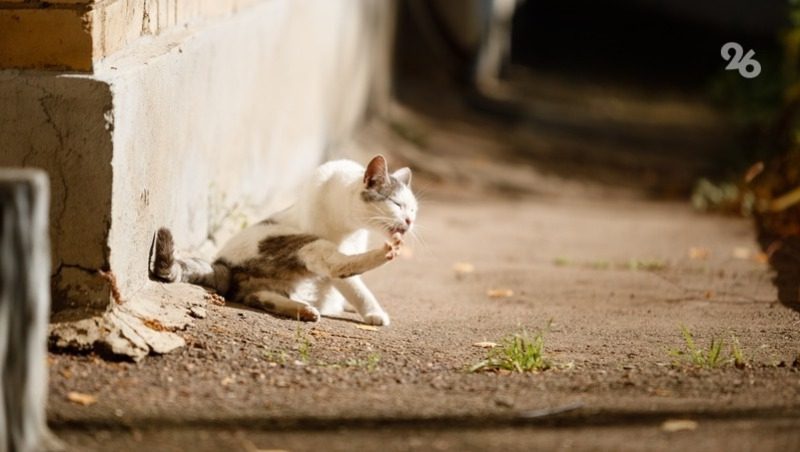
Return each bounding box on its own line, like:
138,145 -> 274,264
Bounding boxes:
360,155 -> 418,238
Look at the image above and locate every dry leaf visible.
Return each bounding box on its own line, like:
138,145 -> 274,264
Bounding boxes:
661,419 -> 698,432
356,325 -> 379,332
453,262 -> 475,274
704,290 -> 714,300
732,247 -> 751,259
67,391 -> 97,406
688,247 -> 710,260
753,252 -> 769,264
744,161 -> 764,183
473,341 -> 499,348
221,376 -> 234,386
487,288 -> 514,298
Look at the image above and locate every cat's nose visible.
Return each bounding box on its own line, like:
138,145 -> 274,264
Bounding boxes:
405,218 -> 412,226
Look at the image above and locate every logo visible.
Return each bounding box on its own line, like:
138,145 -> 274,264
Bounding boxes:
721,42 -> 761,79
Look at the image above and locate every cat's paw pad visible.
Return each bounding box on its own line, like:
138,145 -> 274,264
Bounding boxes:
297,306 -> 321,322
363,311 -> 390,326
383,233 -> 403,260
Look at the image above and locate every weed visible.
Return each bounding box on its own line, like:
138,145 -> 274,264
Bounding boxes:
553,257 -> 570,266
342,353 -> 382,371
295,328 -> 313,363
730,336 -> 747,369
670,326 -> 747,369
265,350 -> 288,365
470,329 -> 550,373
625,259 -> 666,271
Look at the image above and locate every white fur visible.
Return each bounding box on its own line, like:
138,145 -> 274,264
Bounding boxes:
217,157 -> 417,325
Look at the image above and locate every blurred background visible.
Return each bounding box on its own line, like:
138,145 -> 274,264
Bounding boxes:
389,0 -> 797,216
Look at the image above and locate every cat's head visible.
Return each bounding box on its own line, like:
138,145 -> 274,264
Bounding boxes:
359,155 -> 417,238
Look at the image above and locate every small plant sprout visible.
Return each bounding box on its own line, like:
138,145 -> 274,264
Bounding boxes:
295,328 -> 313,363
470,328 -> 550,373
341,353 -> 382,371
669,326 -> 746,369
730,335 -> 747,369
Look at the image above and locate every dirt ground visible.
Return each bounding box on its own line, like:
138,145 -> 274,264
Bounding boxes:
49,192 -> 800,450
48,73 -> 800,449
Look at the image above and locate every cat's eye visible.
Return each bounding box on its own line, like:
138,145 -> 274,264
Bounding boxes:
389,198 -> 402,208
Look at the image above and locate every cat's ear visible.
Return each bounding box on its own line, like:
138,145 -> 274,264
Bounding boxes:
364,155 -> 389,188
392,167 -> 412,186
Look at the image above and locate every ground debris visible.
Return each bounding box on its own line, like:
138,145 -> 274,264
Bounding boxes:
205,292 -> 226,306
356,325 -> 379,332
67,391 -> 97,406
189,306 -> 207,319
453,262 -> 475,277
661,419 -> 698,432
142,318 -> 169,332
688,247 -> 710,260
732,246 -> 752,259
487,288 -> 514,298
472,341 -> 499,348
98,270 -> 124,304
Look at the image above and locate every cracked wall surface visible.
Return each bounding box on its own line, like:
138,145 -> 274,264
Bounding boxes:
0,73 -> 113,315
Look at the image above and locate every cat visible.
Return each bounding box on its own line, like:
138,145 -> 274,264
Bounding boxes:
151,155 -> 417,326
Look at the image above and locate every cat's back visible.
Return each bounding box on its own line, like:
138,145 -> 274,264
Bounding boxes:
311,159 -> 364,187
216,220 -> 310,265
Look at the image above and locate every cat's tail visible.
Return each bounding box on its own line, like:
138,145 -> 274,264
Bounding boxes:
151,227 -> 230,294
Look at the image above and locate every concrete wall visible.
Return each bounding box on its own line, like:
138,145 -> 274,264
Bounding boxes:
0,0 -> 395,332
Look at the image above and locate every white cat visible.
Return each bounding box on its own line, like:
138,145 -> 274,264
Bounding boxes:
152,155 -> 417,326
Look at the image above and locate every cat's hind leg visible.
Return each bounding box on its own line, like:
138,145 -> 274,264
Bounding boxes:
242,290 -> 320,322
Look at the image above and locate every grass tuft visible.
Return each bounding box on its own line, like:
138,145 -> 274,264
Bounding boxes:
470,329 -> 550,373
669,325 -> 748,369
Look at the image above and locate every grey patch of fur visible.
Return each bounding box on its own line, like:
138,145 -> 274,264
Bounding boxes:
360,176 -> 403,203
150,227 -> 231,293
227,234 -> 320,300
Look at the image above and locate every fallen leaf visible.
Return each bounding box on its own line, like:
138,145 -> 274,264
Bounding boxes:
472,341 -> 499,348
67,391 -> 97,406
487,288 -> 514,298
661,419 -> 698,432
356,325 -> 379,332
59,368 -> 73,379
688,247 -> 710,260
704,290 -> 714,300
453,262 -> 475,275
221,376 -> 234,386
143,318 -> 168,332
744,161 -> 764,183
732,247 -> 751,260
753,252 -> 769,264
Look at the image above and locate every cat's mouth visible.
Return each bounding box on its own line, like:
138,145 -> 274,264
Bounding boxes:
388,225 -> 408,236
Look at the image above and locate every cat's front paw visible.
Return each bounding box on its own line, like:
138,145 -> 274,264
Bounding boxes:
362,311 -> 390,326
383,233 -> 403,261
